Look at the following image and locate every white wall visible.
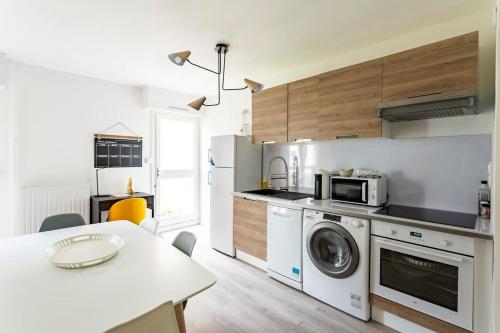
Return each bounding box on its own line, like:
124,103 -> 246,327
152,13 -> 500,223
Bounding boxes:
0,56 -> 13,238
12,63 -> 151,198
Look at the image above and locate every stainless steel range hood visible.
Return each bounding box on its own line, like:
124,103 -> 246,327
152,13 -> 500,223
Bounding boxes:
378,89 -> 478,122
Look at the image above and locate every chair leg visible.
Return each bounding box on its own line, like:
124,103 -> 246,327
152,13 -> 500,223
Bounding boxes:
174,303 -> 187,333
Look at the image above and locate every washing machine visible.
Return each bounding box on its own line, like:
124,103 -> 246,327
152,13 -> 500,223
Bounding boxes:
302,209 -> 370,321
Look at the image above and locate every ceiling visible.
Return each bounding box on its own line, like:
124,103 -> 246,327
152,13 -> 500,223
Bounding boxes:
0,0 -> 492,96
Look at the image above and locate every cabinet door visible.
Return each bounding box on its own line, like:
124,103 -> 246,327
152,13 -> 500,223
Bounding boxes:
251,84 -> 288,144
382,31 -> 478,102
318,59 -> 383,140
287,76 -> 319,142
233,197 -> 267,261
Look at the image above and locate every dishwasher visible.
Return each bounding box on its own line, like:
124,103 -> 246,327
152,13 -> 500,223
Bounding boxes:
267,204 -> 303,290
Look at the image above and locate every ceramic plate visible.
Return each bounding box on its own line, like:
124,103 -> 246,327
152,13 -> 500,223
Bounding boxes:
45,233 -> 125,269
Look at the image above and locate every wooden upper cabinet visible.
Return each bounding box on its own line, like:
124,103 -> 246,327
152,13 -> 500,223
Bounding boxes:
318,59 -> 383,140
287,76 -> 319,142
233,197 -> 267,261
251,84 -> 288,144
382,31 -> 478,102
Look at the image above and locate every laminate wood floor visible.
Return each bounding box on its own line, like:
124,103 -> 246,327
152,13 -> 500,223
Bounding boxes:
161,226 -> 397,333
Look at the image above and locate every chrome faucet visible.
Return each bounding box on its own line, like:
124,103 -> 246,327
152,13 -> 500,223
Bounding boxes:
268,156 -> 288,191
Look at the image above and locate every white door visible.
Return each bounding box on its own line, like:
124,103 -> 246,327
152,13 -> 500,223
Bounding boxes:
209,167 -> 235,256
155,113 -> 199,227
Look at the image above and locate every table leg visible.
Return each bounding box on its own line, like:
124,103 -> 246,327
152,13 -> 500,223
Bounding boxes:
174,303 -> 186,333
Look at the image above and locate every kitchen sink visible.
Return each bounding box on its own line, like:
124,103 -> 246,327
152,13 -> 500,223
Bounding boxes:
242,189 -> 284,196
242,189 -> 312,201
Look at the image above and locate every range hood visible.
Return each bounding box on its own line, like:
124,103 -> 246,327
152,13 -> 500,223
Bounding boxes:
378,89 -> 478,122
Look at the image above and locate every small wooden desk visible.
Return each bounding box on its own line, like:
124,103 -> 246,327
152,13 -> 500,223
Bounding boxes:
90,192 -> 154,223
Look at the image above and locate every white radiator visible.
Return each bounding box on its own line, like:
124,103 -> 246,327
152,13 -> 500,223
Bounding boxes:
17,184 -> 91,234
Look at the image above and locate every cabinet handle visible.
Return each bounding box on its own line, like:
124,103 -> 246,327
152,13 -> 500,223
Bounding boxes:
336,134 -> 359,139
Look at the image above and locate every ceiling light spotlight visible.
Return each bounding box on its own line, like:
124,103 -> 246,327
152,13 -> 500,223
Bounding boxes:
188,96 -> 207,111
168,51 -> 191,66
244,79 -> 264,93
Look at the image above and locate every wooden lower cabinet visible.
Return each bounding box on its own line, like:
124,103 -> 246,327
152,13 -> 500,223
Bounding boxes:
233,197 -> 267,261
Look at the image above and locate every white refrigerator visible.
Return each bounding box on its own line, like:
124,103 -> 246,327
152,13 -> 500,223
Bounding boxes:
209,135 -> 262,257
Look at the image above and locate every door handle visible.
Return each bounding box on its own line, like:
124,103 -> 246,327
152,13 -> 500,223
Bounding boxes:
336,134 -> 359,139
375,239 -> 465,263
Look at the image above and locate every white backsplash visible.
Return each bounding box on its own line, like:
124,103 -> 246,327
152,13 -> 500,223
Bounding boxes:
263,135 -> 491,214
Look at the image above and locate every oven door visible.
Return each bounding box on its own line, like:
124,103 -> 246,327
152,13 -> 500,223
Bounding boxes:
370,236 -> 473,330
330,178 -> 368,205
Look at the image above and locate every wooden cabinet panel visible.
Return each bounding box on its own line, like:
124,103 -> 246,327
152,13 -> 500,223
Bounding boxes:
251,84 -> 288,144
287,76 -> 319,142
382,31 -> 478,102
318,59 -> 383,140
233,197 -> 267,261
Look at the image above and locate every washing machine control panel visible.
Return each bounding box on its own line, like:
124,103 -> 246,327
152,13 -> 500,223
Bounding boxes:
304,210 -> 368,228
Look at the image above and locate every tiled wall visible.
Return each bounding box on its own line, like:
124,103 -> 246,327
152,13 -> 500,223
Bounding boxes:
263,135 -> 491,214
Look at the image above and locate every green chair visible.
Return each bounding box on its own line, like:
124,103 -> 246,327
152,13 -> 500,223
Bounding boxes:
172,231 -> 197,309
172,231 -> 197,257
39,213 -> 85,232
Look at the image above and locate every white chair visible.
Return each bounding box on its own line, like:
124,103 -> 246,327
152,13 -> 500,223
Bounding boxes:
139,218 -> 159,235
104,300 -> 180,333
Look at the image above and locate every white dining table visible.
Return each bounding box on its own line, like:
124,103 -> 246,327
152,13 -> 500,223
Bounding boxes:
0,221 -> 216,333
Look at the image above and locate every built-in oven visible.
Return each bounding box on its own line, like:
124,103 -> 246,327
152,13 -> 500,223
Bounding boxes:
330,176 -> 387,207
370,220 -> 474,331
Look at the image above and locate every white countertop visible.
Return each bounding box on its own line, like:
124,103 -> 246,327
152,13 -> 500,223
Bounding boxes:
0,221 -> 217,333
232,192 -> 493,239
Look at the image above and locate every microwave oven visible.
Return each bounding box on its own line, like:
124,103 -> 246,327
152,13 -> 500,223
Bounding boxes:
330,175 -> 387,206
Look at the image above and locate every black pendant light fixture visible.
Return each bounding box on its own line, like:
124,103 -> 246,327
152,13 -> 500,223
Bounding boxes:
168,44 -> 264,110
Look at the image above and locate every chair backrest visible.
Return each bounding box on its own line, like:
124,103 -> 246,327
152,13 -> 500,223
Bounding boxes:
172,231 -> 197,257
39,213 -> 85,232
108,198 -> 147,225
104,300 -> 179,333
139,219 -> 159,235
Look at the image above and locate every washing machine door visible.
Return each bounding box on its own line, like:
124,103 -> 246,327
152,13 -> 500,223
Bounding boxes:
306,221 -> 359,279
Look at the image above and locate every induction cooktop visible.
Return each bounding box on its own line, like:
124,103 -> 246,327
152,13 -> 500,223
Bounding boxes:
374,204 -> 478,229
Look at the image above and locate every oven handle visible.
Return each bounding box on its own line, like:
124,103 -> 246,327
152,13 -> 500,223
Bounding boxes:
362,182 -> 367,202
376,239 -> 464,263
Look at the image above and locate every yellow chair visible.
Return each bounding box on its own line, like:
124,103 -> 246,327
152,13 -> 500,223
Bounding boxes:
108,198 -> 147,225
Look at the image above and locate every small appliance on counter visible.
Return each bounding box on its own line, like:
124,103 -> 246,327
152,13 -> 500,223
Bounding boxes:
314,169 -> 330,200
330,171 -> 387,207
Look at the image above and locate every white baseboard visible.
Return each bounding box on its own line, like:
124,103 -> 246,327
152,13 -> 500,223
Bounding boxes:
236,249 -> 267,271
371,307 -> 435,333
